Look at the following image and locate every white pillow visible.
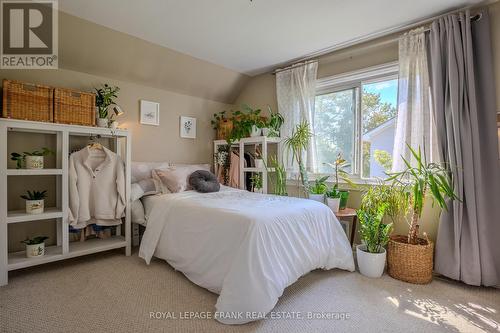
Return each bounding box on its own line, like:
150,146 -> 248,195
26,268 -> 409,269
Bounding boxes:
131,161 -> 170,183
153,164 -> 211,193
131,199 -> 146,226
130,178 -> 161,201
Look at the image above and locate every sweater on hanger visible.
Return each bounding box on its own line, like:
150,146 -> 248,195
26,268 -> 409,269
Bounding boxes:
68,146 -> 126,229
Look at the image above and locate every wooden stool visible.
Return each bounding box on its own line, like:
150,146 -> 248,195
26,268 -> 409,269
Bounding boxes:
335,208 -> 358,245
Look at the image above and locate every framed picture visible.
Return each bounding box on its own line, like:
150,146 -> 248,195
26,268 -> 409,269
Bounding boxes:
180,116 -> 196,139
140,100 -> 160,126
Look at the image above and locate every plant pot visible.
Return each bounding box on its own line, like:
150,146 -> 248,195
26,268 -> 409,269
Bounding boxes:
308,193 -> 325,204
250,125 -> 261,137
253,188 -> 264,194
326,197 -> 340,212
387,235 -> 434,284
25,155 -> 44,169
26,199 -> 44,215
255,159 -> 264,169
339,190 -> 349,210
356,244 -> 386,278
26,242 -> 45,258
262,128 -> 270,136
97,118 -> 108,128
217,119 -> 233,140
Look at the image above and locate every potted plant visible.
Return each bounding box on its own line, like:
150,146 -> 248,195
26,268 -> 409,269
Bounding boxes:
241,104 -> 264,137
263,106 -> 284,137
386,145 -> 458,284
325,186 -> 341,212
21,236 -> 48,258
95,84 -> 120,128
324,153 -> 355,210
308,175 -> 329,203
10,148 -> 54,169
356,205 -> 392,278
21,190 -> 47,214
250,173 -> 263,193
215,145 -> 231,185
284,121 -> 313,197
267,155 -> 287,196
211,111 -> 233,140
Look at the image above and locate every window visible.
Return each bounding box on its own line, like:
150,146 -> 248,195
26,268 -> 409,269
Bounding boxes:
314,63 -> 398,180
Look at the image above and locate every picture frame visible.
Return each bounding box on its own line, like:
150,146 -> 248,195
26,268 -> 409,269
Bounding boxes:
140,100 -> 160,126
180,116 -> 196,139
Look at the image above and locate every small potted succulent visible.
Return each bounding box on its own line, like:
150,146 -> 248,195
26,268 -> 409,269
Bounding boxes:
95,84 -> 120,128
356,205 -> 392,278
21,236 -> 48,258
21,190 -> 47,214
10,148 -> 54,169
250,173 -> 263,193
308,176 -> 329,203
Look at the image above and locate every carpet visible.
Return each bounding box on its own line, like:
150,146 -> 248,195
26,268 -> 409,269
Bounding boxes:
1,250 -> 499,333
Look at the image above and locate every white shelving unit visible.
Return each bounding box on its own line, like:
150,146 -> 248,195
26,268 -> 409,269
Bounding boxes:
0,119 -> 132,286
213,136 -> 283,194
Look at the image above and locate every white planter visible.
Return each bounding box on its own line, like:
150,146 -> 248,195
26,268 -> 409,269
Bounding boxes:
26,199 -> 44,215
253,188 -> 264,194
262,128 -> 270,136
255,159 -> 264,169
97,118 -> 109,128
356,244 -> 386,278
308,193 -> 325,204
326,197 -> 340,212
25,155 -> 44,169
250,125 -> 261,137
26,242 -> 45,258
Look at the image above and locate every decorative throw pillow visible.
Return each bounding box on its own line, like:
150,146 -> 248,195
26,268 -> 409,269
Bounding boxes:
130,178 -> 161,201
189,170 -> 220,193
154,164 -> 211,193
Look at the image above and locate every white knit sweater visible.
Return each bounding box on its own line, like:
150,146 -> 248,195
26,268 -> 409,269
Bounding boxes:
69,146 -> 126,229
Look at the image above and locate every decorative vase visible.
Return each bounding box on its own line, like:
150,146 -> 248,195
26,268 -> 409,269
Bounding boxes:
326,197 -> 340,212
26,199 -> 44,215
97,118 -> 108,128
356,244 -> 386,278
339,190 -> 349,210
387,235 -> 434,284
250,125 -> 261,137
25,155 -> 44,169
26,242 -> 45,258
308,193 -> 325,204
254,159 -> 264,169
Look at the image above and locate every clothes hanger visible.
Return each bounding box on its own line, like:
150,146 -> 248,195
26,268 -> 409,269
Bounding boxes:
87,134 -> 104,150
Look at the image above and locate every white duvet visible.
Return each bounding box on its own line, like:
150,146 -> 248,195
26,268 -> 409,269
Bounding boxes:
139,186 -> 355,324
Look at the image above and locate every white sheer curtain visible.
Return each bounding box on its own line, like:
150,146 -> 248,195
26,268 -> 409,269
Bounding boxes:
276,62 -> 318,174
393,28 -> 437,171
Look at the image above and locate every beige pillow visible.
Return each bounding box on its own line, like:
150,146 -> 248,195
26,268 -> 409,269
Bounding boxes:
154,164 -> 210,193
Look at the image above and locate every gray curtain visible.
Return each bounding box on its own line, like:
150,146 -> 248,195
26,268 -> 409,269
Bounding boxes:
429,9 -> 500,286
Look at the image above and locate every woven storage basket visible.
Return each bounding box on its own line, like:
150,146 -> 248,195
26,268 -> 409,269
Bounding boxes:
2,79 -> 53,122
387,235 -> 434,284
54,87 -> 95,126
216,119 -> 233,140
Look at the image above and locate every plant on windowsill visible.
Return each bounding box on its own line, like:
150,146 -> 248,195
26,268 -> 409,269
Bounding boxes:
10,148 -> 54,169
284,121 -> 313,197
95,84 -> 120,128
21,236 -> 49,258
308,175 -> 329,203
386,144 -> 458,284
356,205 -> 392,278
21,190 -> 47,215
324,152 -> 355,211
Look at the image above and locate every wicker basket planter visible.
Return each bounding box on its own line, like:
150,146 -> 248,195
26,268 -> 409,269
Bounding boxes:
387,235 -> 434,284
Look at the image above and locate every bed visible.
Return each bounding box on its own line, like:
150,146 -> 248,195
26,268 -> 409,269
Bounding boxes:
138,185 -> 355,324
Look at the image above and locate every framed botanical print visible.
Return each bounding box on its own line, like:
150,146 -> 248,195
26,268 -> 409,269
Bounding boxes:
140,100 -> 160,126
180,116 -> 196,139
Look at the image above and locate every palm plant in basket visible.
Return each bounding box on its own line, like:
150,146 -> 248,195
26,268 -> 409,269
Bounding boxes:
386,145 -> 458,284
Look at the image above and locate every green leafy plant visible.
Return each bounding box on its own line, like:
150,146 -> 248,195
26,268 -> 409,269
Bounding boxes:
309,175 -> 329,194
284,121 -> 313,196
21,236 -> 48,245
95,84 -> 120,119
250,173 -> 263,192
357,205 -> 393,253
215,145 -> 231,185
20,190 -> 47,201
387,144 -> 458,244
266,105 -> 284,137
325,186 -> 341,198
324,152 -> 355,189
267,155 -> 287,196
10,148 -> 54,169
360,180 -> 409,223
211,111 -> 228,130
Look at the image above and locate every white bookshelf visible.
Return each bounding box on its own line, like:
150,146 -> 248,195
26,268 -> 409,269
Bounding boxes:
0,119 -> 132,286
213,136 -> 283,194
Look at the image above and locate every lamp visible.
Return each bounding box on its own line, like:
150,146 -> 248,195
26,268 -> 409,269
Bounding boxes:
108,104 -> 124,129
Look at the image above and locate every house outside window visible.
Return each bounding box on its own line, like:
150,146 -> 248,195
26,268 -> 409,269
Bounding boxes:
313,62 -> 399,181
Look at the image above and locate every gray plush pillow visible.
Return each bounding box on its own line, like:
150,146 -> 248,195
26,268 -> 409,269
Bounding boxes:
189,170 -> 220,193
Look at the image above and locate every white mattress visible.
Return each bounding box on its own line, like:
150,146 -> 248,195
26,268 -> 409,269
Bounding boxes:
139,186 -> 354,324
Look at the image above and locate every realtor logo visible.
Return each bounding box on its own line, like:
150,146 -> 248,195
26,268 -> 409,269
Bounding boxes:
1,0 -> 58,69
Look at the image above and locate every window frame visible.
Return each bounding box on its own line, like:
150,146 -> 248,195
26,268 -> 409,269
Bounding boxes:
313,61 -> 399,184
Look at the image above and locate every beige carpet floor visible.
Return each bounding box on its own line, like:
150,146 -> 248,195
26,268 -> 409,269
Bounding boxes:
1,249 -> 499,333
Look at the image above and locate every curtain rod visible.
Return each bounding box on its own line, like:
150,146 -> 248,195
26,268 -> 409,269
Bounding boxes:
271,2 -> 493,75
